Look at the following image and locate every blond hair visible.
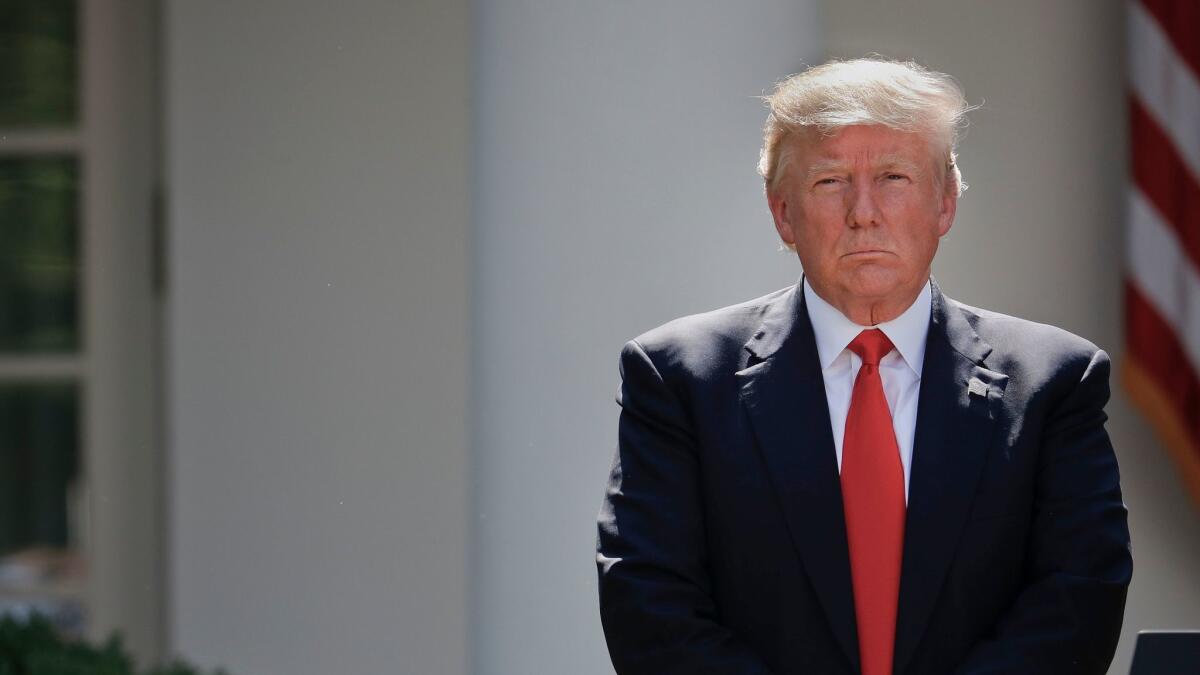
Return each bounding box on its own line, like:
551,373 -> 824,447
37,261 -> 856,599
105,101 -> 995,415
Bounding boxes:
759,58 -> 972,195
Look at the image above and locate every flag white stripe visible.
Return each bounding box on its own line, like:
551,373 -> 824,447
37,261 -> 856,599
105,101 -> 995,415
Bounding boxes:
1130,1 -> 1200,185
1128,187 -> 1200,374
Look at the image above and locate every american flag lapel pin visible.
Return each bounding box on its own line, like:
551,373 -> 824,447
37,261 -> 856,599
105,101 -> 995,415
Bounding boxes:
968,377 -> 989,398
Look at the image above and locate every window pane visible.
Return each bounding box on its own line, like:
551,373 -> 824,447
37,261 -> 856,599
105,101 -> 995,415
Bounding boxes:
0,382 -> 84,635
0,156 -> 80,353
0,0 -> 78,127
0,382 -> 80,554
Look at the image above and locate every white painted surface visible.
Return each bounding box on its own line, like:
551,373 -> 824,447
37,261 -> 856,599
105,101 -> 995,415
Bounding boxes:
824,2 -> 1200,673
165,2 -> 470,673
84,0 -> 161,661
471,2 -> 821,673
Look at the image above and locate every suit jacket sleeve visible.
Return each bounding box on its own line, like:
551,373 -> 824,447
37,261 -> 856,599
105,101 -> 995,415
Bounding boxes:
954,348 -> 1132,674
597,339 -> 773,675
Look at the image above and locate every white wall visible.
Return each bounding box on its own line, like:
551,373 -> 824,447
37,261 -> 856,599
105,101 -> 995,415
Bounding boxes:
471,2 -> 821,673
165,2 -> 470,674
823,1 -> 1200,672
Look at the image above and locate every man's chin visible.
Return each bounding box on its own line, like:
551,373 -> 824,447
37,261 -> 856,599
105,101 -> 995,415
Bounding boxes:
841,268 -> 906,298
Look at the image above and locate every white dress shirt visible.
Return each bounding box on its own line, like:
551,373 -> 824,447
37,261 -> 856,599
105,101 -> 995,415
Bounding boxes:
802,278 -> 932,503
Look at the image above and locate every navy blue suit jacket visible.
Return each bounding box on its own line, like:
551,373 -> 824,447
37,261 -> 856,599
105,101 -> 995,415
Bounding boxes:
597,280 -> 1131,674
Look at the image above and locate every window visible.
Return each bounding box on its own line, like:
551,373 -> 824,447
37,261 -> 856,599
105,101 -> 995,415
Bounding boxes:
0,0 -> 160,661
0,0 -> 86,636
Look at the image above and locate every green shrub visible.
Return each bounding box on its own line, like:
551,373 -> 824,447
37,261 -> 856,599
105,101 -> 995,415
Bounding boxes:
0,615 -> 229,675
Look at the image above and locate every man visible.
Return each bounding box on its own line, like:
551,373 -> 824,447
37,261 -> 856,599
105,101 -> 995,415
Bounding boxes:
596,59 -> 1132,675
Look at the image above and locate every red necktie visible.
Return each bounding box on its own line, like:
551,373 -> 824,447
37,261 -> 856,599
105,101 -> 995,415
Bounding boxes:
841,329 -> 905,675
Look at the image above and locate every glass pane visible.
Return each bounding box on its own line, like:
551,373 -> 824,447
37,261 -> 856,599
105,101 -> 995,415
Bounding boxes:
0,382 -> 80,554
0,382 -> 84,635
0,0 -> 79,127
0,156 -> 80,353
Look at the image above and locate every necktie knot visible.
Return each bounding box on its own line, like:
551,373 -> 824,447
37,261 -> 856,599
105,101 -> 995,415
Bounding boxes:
848,329 -> 895,366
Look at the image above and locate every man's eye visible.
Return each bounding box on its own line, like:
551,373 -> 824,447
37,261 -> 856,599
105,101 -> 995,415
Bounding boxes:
886,173 -> 908,181
815,178 -> 839,186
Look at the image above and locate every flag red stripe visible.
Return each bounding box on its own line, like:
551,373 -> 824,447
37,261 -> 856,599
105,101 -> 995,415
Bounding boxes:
1130,96 -> 1200,267
1123,358 -> 1200,508
1125,281 -> 1200,454
1139,0 -> 1200,82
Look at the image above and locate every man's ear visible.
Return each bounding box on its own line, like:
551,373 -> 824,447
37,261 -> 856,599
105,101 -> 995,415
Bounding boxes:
937,176 -> 957,237
767,188 -> 797,248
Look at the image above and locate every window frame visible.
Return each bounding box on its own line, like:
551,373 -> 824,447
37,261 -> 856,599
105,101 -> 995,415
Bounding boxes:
0,0 -> 163,662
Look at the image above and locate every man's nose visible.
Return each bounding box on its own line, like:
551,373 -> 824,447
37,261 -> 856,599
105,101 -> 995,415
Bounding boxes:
846,183 -> 882,228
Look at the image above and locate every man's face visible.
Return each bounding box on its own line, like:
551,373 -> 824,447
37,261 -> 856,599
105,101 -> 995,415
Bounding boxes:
767,124 -> 956,318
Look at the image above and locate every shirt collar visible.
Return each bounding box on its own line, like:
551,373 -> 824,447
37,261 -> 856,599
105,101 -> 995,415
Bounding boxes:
802,277 -> 932,376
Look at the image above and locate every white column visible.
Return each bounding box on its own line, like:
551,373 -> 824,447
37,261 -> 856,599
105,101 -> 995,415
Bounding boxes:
472,3 -> 822,672
165,2 -> 471,673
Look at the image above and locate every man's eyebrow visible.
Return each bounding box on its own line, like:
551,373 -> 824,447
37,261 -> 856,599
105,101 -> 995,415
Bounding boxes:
876,154 -> 924,173
804,159 -> 847,180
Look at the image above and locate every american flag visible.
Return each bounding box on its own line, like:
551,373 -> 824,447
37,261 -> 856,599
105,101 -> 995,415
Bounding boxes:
1124,0 -> 1200,508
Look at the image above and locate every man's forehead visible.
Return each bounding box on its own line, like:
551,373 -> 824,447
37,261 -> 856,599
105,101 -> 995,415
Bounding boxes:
805,125 -> 926,151
795,126 -> 936,168
805,152 -> 924,168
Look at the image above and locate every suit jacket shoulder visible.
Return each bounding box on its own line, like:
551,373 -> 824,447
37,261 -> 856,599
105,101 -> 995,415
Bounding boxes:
625,285 -> 793,382
949,297 -> 1109,405
952,297 -> 1101,357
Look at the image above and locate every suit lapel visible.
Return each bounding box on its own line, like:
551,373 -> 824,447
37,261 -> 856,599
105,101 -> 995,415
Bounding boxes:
893,282 -> 1008,675
737,285 -> 861,673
